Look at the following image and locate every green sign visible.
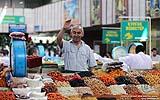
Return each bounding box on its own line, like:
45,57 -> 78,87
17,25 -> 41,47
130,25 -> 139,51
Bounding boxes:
2,16 -> 25,24
121,21 -> 149,40
102,29 -> 120,44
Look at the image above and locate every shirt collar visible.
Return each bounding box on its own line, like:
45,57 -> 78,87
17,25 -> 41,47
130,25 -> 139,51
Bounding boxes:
138,52 -> 145,55
70,40 -> 85,46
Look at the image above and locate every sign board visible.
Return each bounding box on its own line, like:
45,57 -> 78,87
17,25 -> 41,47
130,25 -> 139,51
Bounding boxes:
121,21 -> 149,40
9,24 -> 27,33
2,16 -> 25,24
102,29 -> 120,44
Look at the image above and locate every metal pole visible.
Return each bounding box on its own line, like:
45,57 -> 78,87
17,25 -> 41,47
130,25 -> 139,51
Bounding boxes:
149,17 -> 151,56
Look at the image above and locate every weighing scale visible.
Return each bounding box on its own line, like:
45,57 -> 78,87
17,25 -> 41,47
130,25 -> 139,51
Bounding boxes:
10,32 -> 27,77
112,46 -> 128,60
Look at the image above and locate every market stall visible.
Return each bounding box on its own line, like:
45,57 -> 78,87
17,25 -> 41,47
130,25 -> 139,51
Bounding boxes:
0,63 -> 160,100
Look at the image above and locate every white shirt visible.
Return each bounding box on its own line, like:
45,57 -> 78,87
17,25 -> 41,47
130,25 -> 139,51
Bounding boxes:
62,40 -> 97,71
119,52 -> 152,70
151,55 -> 160,61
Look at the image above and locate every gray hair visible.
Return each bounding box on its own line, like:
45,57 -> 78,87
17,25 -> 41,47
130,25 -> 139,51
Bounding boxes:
71,24 -> 84,33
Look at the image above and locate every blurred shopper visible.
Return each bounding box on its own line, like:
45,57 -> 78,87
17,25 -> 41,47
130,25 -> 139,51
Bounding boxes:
151,48 -> 160,61
57,20 -> 97,72
45,40 -> 52,50
27,47 -> 38,56
0,50 -> 10,66
119,45 -> 152,70
37,40 -> 45,57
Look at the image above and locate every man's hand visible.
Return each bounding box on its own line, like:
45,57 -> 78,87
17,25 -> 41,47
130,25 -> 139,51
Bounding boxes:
63,19 -> 72,31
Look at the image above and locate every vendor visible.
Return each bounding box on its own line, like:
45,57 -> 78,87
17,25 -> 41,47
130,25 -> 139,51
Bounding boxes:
57,20 -> 97,72
119,45 -> 153,70
151,48 -> 160,62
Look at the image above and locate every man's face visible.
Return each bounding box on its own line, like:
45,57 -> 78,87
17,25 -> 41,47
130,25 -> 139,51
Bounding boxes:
152,50 -> 157,56
71,28 -> 84,43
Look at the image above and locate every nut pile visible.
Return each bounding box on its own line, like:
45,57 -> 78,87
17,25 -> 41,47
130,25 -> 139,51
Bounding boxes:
123,85 -> 143,95
74,87 -> 94,96
143,71 -> 160,86
127,71 -> 142,78
83,77 -> 111,97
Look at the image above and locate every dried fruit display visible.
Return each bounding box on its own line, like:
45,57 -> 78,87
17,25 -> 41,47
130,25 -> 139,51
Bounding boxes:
136,84 -> 158,95
57,87 -> 79,97
143,74 -> 160,86
47,93 -> 66,100
0,91 -> 16,100
92,69 -> 106,77
108,69 -> 126,78
74,87 -> 94,96
145,70 -> 160,75
123,85 -> 143,95
128,76 -> 140,85
77,71 -> 94,77
83,77 -> 111,97
142,70 -> 160,86
0,78 -> 7,87
69,79 -> 87,87
92,69 -> 116,86
42,82 -> 57,94
47,71 -> 66,81
64,73 -> 81,81
135,76 -> 148,85
54,80 -> 71,87
65,96 -> 81,100
115,76 -> 137,85
99,74 -> 116,86
81,96 -> 97,100
127,70 -> 142,78
108,85 -> 127,95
